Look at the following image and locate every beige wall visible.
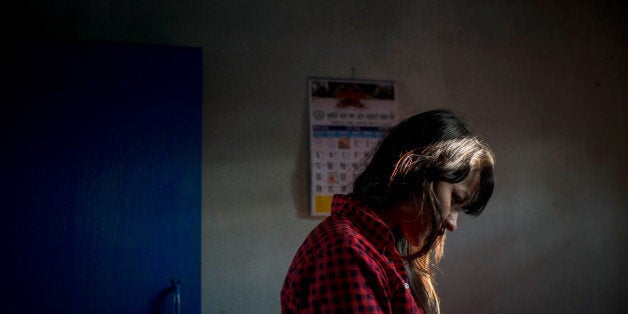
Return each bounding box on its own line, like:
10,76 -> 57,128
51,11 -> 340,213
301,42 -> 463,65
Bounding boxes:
15,1 -> 628,312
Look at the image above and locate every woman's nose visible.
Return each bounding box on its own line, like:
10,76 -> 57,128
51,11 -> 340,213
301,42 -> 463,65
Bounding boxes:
444,211 -> 459,232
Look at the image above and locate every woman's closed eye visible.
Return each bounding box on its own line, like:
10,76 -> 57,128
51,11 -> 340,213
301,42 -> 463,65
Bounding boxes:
452,194 -> 464,205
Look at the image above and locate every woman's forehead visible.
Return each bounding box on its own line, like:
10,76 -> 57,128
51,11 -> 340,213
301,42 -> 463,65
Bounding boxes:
458,167 -> 481,196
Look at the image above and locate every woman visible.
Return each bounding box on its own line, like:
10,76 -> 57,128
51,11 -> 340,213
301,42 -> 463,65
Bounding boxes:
281,109 -> 495,313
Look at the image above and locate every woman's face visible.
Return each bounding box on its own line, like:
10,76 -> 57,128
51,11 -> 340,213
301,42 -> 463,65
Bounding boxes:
397,167 -> 481,247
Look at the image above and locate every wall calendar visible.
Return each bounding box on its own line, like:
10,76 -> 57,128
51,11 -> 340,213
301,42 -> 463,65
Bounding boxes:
308,78 -> 398,216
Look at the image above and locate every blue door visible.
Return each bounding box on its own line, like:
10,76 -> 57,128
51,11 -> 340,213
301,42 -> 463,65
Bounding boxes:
1,42 -> 201,313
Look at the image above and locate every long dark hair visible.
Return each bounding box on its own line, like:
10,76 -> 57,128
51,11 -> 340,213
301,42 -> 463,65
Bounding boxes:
352,109 -> 495,313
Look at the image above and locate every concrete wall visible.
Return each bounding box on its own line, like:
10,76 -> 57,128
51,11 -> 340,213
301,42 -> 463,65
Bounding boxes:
11,1 -> 628,313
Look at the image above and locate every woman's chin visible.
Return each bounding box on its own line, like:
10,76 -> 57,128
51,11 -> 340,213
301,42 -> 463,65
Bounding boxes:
407,239 -> 421,247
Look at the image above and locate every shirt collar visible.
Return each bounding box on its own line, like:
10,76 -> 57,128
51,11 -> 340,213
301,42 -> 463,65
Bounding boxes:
331,194 -> 395,251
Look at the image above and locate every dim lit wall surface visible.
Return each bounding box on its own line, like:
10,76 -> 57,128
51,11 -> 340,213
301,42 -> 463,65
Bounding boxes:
6,1 -> 627,313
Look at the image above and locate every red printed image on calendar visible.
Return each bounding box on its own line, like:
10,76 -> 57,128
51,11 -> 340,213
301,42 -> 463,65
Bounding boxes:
309,78 -> 398,216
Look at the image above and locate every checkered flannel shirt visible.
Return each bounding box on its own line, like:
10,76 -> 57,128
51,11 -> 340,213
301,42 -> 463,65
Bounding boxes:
281,194 -> 423,313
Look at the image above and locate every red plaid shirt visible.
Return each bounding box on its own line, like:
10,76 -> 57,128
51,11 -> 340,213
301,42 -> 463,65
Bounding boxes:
281,194 -> 423,313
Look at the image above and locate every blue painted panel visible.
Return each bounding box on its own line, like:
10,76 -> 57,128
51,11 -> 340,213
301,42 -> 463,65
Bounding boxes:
1,42 -> 201,313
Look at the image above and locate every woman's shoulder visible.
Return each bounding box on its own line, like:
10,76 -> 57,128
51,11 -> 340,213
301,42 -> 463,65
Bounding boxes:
304,214 -> 357,246
307,214 -> 382,259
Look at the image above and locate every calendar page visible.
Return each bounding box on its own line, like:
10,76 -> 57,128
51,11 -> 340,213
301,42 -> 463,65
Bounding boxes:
308,78 -> 398,216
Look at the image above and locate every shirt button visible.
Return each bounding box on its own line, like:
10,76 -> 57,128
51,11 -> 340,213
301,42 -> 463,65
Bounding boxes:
403,282 -> 410,289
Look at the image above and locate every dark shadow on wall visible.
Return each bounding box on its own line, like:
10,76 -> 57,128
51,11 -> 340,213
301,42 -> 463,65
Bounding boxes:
291,95 -> 324,221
